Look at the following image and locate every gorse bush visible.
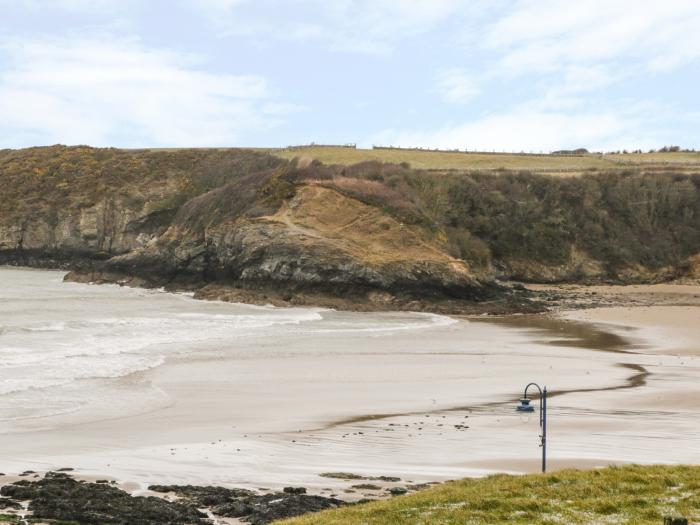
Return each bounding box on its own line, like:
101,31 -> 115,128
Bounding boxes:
336,166 -> 700,275
0,145 -> 285,222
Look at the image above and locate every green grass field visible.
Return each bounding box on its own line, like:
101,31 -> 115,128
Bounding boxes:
268,146 -> 700,173
134,145 -> 700,173
606,151 -> 700,164
276,465 -> 700,525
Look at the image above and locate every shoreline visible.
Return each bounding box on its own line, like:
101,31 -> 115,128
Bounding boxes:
62,268 -> 544,316
5,262 -> 699,317
64,266 -> 700,316
1,269 -> 699,522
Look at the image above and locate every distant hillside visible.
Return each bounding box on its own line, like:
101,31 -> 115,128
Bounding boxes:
1,146 -> 698,313
268,145 -> 700,174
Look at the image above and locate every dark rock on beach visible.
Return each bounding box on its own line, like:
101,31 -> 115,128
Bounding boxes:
149,484 -> 255,506
319,472 -> 401,482
0,497 -> 21,510
0,473 -> 209,525
149,483 -> 345,524
245,493 -> 345,525
0,471 -> 414,524
351,483 -> 382,490
374,475 -> 401,482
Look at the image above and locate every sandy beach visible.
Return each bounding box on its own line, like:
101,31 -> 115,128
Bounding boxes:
1,270 -> 699,501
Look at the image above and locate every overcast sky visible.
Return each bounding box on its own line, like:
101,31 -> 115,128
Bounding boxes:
1,0 -> 699,151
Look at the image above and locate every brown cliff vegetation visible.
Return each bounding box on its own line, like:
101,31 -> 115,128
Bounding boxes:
1,146 -> 698,313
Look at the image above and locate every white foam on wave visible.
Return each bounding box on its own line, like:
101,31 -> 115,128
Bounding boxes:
0,302 -> 326,401
24,321 -> 67,332
0,321 -> 66,334
300,312 -> 458,334
0,353 -> 166,396
0,267 -> 461,431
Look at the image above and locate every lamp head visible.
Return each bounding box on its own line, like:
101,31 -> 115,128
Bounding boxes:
516,398 -> 535,413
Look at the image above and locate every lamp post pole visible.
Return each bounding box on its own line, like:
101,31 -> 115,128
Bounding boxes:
517,382 -> 547,473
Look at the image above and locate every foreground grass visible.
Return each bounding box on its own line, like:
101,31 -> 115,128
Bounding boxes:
277,465 -> 700,525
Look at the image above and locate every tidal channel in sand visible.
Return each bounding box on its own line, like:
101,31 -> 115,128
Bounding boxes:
0,268 -> 698,494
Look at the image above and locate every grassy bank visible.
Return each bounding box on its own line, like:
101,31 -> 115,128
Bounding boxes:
269,146 -> 700,173
277,465 -> 700,525
270,146 -> 611,171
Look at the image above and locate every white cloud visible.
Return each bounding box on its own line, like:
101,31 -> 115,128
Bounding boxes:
0,1 -> 695,150
556,66 -> 616,94
371,109 -> 659,152
318,0 -> 465,54
186,0 -> 469,55
198,0 -> 243,8
0,35 -> 286,147
0,0 -> 119,10
433,68 -> 480,104
352,0 -> 466,37
380,1 -> 699,150
484,0 -> 700,74
186,0 -> 700,66
185,0 -> 247,13
528,65 -> 620,111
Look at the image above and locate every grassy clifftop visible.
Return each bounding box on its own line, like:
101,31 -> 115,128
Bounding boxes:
269,145 -> 700,174
1,146 -> 699,308
277,465 -> 700,525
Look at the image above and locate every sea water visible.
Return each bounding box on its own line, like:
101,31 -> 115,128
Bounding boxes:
0,267 -> 455,432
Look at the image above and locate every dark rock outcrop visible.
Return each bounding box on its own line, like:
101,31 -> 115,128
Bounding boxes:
0,473 -> 346,525
0,497 -> 21,510
0,473 -> 209,525
149,483 -> 345,524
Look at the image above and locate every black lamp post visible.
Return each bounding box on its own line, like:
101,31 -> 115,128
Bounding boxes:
516,382 -> 547,473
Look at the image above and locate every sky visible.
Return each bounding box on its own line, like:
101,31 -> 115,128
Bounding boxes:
1,0 -> 699,151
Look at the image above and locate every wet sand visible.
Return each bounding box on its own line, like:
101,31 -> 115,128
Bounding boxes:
1,283 -> 699,498
564,305 -> 700,356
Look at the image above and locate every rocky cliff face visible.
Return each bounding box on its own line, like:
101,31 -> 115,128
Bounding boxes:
0,200 -> 170,258
4,146 -> 695,312
74,184 -> 505,311
210,185 -> 479,290
0,147 -> 521,313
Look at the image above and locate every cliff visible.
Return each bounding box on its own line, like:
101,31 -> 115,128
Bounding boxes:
1,146 -> 698,313
0,146 -> 512,313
